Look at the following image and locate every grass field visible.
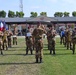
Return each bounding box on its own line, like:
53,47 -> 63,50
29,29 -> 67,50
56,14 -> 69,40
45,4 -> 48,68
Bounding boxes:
0,37 -> 76,75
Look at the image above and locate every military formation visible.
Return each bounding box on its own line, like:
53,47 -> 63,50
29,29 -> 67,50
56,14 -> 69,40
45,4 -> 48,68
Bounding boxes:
59,27 -> 76,54
25,24 -> 57,63
25,23 -> 76,63
0,29 -> 17,55
1,23 -> 76,63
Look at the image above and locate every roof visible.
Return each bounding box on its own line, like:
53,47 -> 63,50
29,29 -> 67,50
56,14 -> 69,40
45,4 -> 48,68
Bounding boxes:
0,17 -> 31,24
54,17 -> 76,23
0,16 -> 76,24
27,16 -> 57,22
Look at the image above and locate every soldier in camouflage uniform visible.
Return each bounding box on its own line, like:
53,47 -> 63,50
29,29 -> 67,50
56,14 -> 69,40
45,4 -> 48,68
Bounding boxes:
32,24 -> 46,63
71,27 -> 76,54
2,29 -> 8,50
65,28 -> 72,50
12,30 -> 18,45
64,28 -> 68,47
7,30 -> 13,48
0,31 -> 3,54
12,25 -> 18,45
25,30 -> 33,55
47,26 -> 56,54
47,27 -> 51,50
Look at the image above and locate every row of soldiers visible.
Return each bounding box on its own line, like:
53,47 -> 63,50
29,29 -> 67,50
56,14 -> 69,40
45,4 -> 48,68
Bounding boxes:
25,24 -> 57,63
0,29 -> 17,55
59,27 -> 76,54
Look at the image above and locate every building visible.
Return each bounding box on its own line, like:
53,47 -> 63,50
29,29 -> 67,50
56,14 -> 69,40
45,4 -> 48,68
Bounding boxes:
0,16 -> 76,35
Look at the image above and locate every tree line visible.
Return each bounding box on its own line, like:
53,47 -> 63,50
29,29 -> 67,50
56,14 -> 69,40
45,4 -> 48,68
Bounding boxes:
0,10 -> 76,18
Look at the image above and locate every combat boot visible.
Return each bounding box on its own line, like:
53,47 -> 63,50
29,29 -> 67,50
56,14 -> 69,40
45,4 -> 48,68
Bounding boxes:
35,57 -> 38,63
50,49 -> 52,54
30,48 -> 33,55
16,41 -> 17,45
1,50 -> 3,55
53,50 -> 56,55
40,58 -> 43,63
26,47 -> 28,55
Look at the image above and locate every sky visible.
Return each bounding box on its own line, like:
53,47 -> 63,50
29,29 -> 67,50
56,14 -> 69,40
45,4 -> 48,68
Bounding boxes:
0,0 -> 76,17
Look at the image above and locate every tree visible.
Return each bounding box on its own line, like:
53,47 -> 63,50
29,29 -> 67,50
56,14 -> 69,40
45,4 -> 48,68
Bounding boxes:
16,11 -> 24,17
30,12 -> 38,17
8,10 -> 15,18
64,12 -> 70,17
72,11 -> 76,17
0,10 -> 6,18
18,12 -> 24,17
16,11 -> 19,17
54,12 -> 63,17
15,11 -> 24,17
40,12 -> 47,16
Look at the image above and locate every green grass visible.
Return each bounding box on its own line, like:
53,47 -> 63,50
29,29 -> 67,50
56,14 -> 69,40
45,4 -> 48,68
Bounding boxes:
0,37 -> 76,75
41,38 -> 76,75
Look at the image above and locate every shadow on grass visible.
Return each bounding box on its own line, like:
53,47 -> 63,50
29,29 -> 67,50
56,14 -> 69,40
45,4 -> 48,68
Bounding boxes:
43,53 -> 50,55
3,54 -> 35,56
56,48 -> 67,51
0,62 -> 40,65
54,53 -> 73,56
44,52 -> 73,56
5,49 -> 26,51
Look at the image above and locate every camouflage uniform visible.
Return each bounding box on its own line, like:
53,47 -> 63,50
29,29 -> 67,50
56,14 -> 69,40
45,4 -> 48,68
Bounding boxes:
47,27 -> 56,54
32,25 -> 46,63
47,30 -> 51,50
71,28 -> 76,54
64,29 -> 68,47
25,29 -> 33,55
25,36 -> 33,55
12,30 -> 18,45
13,36 -> 17,45
0,31 -> 3,54
7,30 -> 13,48
3,30 -> 8,50
65,29 -> 72,50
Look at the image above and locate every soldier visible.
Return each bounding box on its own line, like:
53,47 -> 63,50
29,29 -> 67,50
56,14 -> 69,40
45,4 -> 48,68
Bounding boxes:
32,24 -> 46,63
71,27 -> 76,54
47,26 -> 52,50
25,29 -> 33,55
7,30 -> 13,48
64,28 -> 68,47
2,29 -> 8,50
47,25 -> 56,54
60,28 -> 65,45
65,28 -> 72,50
12,30 -> 18,45
12,25 -> 18,45
0,31 -> 3,54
